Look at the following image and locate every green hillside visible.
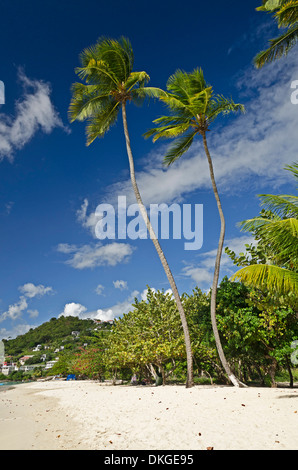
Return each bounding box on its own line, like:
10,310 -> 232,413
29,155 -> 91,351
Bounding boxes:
3,316 -> 102,358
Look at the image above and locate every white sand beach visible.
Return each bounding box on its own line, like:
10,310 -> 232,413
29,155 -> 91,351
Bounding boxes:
0,380 -> 297,450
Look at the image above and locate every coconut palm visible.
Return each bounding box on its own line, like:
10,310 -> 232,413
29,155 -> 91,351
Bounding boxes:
69,37 -> 194,387
254,0 -> 298,68
231,164 -> 298,300
145,68 -> 245,387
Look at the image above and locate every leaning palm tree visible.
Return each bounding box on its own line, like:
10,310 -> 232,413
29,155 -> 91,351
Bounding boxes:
145,68 -> 245,387
254,0 -> 298,68
231,164 -> 298,299
69,37 -> 194,387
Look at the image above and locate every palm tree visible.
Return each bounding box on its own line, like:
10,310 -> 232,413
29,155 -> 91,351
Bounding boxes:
254,0 -> 298,68
68,37 -> 194,388
231,164 -> 298,300
145,68 -> 245,387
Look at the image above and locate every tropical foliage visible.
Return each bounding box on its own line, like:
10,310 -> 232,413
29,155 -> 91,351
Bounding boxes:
255,0 -> 298,67
3,279 -> 297,387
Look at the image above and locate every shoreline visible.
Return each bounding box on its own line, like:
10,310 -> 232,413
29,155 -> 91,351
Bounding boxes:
1,380 -> 298,450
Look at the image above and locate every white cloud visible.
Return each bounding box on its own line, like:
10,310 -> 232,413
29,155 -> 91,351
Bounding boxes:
0,69 -> 68,161
19,282 -> 53,298
113,280 -> 128,290
0,296 -> 28,323
57,242 -> 135,269
59,302 -> 87,318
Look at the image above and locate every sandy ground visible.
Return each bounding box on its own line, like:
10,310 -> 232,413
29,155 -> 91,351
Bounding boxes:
0,380 -> 297,450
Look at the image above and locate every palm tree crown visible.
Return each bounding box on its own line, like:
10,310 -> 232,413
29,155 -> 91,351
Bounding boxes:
144,68 -> 244,165
69,36 -> 163,144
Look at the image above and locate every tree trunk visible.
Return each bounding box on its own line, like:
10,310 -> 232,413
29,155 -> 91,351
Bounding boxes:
202,132 -> 245,388
121,103 -> 194,388
269,357 -> 278,387
286,356 -> 294,388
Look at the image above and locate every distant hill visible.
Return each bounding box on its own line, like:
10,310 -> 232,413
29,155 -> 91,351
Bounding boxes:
3,316 -> 104,358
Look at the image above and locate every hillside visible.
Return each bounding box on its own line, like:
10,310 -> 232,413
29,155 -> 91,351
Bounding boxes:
2,316 -> 107,358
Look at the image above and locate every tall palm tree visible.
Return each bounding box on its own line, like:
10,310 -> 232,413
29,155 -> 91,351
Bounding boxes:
231,164 -> 298,300
68,37 -> 194,387
145,68 -> 245,387
254,0 -> 298,68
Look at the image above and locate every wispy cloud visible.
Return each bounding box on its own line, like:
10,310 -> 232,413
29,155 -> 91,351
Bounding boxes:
0,69 -> 69,161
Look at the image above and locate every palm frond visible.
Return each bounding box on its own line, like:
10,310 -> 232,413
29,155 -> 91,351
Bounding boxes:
158,93 -> 196,118
145,123 -> 191,142
261,217 -> 298,262
254,23 -> 298,67
256,0 -> 286,12
163,129 -> 198,166
285,162 -> 298,183
258,193 -> 298,218
231,263 -> 298,296
125,71 -> 150,91
94,36 -> 133,84
68,83 -> 111,122
240,216 -> 298,267
208,95 -> 245,123
85,100 -> 120,145
275,1 -> 298,27
238,215 -> 278,233
131,86 -> 167,106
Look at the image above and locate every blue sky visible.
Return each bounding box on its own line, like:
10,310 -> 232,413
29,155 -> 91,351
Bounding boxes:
0,0 -> 297,340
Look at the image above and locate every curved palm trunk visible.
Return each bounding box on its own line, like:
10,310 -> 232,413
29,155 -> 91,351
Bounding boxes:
122,102 -> 194,388
202,132 -> 245,388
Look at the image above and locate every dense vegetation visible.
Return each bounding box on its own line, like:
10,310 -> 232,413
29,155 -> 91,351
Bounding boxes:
2,276 -> 296,387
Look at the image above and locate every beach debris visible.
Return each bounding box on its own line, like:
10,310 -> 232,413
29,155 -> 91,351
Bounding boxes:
206,447 -> 214,450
